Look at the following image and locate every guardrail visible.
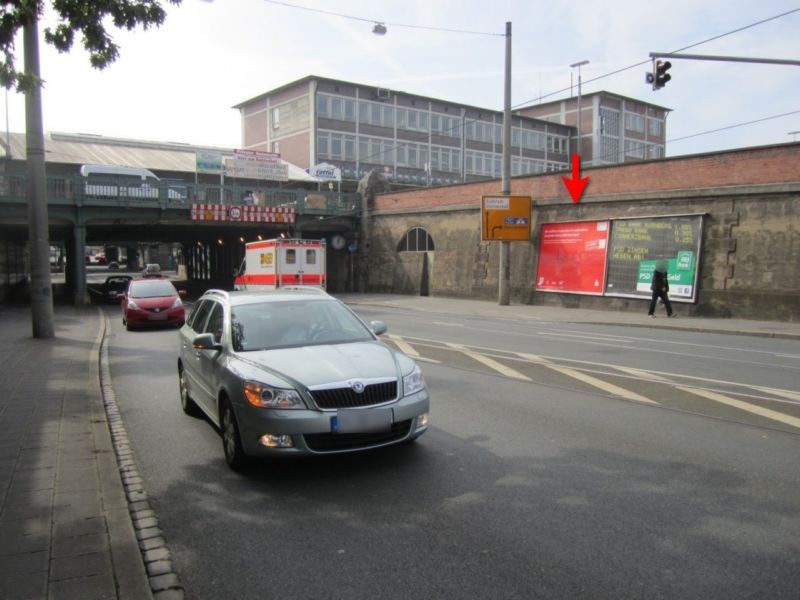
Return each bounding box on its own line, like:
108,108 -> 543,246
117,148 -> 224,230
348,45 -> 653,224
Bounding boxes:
0,173 -> 361,217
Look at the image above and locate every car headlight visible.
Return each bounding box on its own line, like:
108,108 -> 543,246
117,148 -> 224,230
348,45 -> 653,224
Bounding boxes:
243,381 -> 305,409
127,299 -> 142,311
170,297 -> 183,309
402,364 -> 426,397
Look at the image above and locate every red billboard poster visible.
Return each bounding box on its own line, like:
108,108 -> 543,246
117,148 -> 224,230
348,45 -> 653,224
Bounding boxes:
536,220 -> 610,294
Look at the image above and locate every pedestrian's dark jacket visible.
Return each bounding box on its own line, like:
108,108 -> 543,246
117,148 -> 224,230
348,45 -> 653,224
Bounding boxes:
651,269 -> 669,292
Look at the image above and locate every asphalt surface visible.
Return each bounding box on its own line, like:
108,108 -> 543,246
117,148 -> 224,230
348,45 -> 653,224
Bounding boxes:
0,294 -> 798,599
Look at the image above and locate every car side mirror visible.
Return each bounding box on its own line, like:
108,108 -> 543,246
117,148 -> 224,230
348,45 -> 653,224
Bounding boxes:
178,289 -> 187,298
193,332 -> 222,351
117,293 -> 125,300
370,320 -> 387,336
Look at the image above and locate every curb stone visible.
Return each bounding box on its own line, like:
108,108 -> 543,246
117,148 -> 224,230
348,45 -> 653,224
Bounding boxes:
98,314 -> 185,600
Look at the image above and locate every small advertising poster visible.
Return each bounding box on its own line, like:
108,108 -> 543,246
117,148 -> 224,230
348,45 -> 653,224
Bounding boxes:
605,215 -> 703,302
535,220 -> 610,295
195,151 -> 224,174
307,162 -> 342,182
227,149 -> 289,182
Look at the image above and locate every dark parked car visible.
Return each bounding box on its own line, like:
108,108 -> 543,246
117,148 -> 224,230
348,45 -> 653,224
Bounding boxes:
177,289 -> 430,470
142,263 -> 162,278
102,275 -> 132,303
120,278 -> 186,331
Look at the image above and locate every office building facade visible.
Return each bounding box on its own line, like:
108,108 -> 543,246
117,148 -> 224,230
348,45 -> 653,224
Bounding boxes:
235,76 -> 576,189
517,91 -> 670,166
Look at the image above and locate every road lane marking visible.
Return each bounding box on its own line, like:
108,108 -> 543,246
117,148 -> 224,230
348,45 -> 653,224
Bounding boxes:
736,386 -> 800,403
676,387 -> 800,430
539,331 -> 636,344
386,334 -> 441,364
447,343 -> 532,381
517,353 -> 657,404
394,335 -> 799,404
387,334 -> 420,357
612,366 -> 672,383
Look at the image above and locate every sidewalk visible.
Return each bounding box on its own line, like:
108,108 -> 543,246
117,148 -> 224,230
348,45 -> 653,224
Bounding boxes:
0,296 -> 796,599
0,305 -> 180,600
336,293 -> 800,340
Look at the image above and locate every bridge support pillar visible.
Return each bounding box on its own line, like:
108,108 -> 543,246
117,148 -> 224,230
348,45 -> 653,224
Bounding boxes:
72,222 -> 89,305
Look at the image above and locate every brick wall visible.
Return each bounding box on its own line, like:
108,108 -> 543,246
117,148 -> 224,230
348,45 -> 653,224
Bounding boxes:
363,143 -> 800,321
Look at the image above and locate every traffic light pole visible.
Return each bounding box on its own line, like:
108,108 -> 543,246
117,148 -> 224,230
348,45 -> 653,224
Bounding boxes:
650,52 -> 800,67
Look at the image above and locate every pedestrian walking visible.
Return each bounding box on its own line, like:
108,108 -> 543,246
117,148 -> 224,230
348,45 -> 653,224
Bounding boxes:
648,259 -> 674,318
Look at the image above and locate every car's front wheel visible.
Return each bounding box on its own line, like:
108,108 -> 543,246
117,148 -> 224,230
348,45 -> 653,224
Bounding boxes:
221,399 -> 247,471
178,366 -> 200,417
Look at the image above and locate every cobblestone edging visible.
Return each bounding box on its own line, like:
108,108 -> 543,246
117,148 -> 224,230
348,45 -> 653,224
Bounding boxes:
98,316 -> 185,600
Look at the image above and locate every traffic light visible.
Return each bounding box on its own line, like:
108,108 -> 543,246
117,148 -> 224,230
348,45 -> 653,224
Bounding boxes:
652,60 -> 672,90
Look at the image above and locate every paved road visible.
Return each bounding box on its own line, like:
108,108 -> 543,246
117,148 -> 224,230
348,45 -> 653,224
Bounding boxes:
104,300 -> 800,599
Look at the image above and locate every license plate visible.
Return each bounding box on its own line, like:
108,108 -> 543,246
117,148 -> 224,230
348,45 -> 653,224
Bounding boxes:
333,408 -> 392,433
148,312 -> 168,321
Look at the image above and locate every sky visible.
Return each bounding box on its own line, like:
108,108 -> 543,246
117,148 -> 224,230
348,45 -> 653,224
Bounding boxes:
4,0 -> 800,157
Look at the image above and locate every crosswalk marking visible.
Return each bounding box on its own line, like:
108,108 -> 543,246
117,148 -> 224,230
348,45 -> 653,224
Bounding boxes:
518,353 -> 657,404
447,343 -> 532,381
677,387 -> 800,430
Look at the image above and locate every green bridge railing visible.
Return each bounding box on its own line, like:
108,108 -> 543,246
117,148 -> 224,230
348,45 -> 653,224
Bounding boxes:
0,173 -> 361,217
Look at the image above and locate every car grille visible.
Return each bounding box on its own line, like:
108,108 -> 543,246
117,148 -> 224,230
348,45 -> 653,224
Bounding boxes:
304,419 -> 412,452
310,381 -> 397,409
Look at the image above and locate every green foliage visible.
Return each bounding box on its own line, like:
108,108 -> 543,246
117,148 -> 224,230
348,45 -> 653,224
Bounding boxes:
0,0 -> 180,91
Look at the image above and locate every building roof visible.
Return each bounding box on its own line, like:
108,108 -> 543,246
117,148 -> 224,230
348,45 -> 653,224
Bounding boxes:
517,89 -> 672,113
234,76 -> 670,123
234,74 -> 573,120
0,131 -> 319,182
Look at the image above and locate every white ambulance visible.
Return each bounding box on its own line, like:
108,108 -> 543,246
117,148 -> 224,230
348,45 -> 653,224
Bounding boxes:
234,238 -> 326,291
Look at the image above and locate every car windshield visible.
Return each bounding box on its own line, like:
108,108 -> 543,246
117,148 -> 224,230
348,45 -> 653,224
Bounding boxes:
107,277 -> 130,287
130,281 -> 177,298
231,299 -> 374,352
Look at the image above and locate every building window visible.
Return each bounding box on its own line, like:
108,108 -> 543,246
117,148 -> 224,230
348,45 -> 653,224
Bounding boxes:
625,113 -> 645,133
547,136 -> 566,154
318,131 -> 356,161
316,94 -> 356,122
271,107 -> 280,129
625,139 -> 645,158
648,118 -> 663,137
271,142 -> 279,153
358,100 -> 394,128
397,227 -> 435,252
599,108 -> 620,136
432,113 -> 460,137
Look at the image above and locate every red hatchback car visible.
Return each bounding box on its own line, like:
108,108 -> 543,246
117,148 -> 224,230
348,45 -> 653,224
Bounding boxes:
120,278 -> 187,331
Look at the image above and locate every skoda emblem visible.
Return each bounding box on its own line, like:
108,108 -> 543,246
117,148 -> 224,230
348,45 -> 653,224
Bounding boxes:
350,380 -> 365,394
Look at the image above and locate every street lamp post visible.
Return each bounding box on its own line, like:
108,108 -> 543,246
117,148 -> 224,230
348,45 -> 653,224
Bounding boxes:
498,21 -> 512,305
570,60 -> 589,158
372,20 -> 513,305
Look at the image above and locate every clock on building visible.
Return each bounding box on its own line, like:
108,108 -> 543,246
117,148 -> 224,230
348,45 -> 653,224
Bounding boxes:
331,235 -> 346,250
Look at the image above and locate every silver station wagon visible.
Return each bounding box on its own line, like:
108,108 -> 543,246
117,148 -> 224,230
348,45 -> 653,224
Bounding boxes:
177,289 -> 430,470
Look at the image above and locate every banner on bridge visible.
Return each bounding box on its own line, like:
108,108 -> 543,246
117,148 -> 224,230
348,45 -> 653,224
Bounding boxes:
191,204 -> 296,224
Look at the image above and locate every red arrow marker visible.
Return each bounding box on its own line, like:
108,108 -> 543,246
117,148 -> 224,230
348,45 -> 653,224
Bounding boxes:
562,154 -> 589,204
